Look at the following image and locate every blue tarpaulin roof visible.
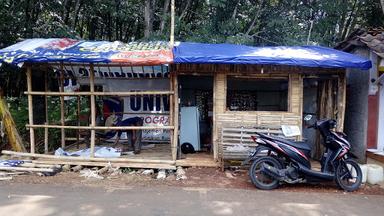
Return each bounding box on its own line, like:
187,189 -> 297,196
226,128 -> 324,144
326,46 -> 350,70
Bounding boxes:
0,39 -> 372,69
173,42 -> 372,70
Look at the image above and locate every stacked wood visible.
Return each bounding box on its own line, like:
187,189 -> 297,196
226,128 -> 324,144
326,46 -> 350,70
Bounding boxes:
0,160 -> 62,180
1,150 -> 177,170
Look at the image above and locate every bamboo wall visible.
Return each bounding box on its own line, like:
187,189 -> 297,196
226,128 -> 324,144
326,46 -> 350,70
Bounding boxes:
175,64 -> 345,161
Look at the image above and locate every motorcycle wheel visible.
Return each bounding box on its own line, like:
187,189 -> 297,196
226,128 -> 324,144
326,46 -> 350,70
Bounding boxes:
335,159 -> 362,192
249,156 -> 282,190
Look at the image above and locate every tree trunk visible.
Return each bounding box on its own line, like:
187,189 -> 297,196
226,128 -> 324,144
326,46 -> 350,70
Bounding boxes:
144,0 -> 153,38
179,0 -> 191,22
380,0 -> 384,15
24,0 -> 32,37
73,0 -> 83,30
341,0 -> 358,40
64,0 -> 72,25
160,0 -> 170,33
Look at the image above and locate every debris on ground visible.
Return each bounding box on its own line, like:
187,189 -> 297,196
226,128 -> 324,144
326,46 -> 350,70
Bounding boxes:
156,169 -> 166,180
176,166 -> 187,180
0,159 -> 61,178
108,166 -> 122,178
225,171 -> 236,179
80,169 -> 104,180
142,169 -> 154,175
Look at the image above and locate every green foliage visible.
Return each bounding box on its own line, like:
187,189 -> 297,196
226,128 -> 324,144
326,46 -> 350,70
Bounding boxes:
5,95 -> 91,152
0,0 -> 382,48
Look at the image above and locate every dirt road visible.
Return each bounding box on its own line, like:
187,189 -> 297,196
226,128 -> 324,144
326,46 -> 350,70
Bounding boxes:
0,182 -> 383,216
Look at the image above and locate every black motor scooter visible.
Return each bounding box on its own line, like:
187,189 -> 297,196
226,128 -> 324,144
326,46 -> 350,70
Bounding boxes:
244,115 -> 362,191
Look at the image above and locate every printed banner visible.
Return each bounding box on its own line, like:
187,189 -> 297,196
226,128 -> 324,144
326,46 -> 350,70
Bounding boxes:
0,38 -> 173,65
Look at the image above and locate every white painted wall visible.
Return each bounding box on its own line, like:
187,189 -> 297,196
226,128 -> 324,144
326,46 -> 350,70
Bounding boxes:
378,79 -> 384,151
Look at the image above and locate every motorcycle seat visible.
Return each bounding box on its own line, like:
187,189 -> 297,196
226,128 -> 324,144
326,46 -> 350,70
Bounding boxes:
256,132 -> 312,151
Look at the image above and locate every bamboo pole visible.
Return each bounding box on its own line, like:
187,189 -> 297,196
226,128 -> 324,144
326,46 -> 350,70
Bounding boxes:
337,72 -> 347,131
169,70 -> 174,161
32,160 -> 176,170
24,91 -> 174,96
89,63 -> 96,158
170,0 -> 175,47
76,95 -> 80,149
2,150 -> 176,164
172,70 -> 179,161
0,166 -> 55,173
26,124 -> 174,130
44,72 -> 49,153
59,63 -> 65,148
26,66 -> 35,154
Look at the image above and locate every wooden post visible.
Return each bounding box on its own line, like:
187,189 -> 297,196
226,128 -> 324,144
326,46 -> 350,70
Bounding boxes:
172,71 -> 179,161
89,64 -> 96,158
76,95 -> 80,149
44,72 -> 49,153
337,72 -> 347,131
169,70 -> 174,161
213,73 -> 226,161
170,0 -> 175,46
59,63 -> 66,148
26,66 -> 35,154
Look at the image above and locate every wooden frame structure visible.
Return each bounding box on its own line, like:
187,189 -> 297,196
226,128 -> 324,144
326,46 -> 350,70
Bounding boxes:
16,61 -> 348,169
24,62 -> 179,168
174,63 -> 347,162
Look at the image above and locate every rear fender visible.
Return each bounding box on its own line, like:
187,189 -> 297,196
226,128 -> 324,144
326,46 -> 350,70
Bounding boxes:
242,145 -> 276,165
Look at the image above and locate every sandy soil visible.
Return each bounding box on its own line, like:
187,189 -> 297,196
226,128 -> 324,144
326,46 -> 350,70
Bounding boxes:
1,167 -> 384,195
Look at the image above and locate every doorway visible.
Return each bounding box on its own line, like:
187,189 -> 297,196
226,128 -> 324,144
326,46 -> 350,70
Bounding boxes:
303,77 -> 338,160
178,75 -> 214,159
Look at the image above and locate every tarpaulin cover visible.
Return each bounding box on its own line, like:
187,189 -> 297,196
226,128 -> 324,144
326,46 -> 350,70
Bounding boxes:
0,39 -> 372,69
0,38 -> 173,65
173,42 -> 372,70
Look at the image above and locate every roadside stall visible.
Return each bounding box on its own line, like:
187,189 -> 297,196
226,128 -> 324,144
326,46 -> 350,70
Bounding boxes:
0,40 -> 371,169
0,38 -> 178,169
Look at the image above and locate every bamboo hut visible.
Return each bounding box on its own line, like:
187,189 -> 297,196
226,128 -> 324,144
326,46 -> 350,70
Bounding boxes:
0,39 -> 371,168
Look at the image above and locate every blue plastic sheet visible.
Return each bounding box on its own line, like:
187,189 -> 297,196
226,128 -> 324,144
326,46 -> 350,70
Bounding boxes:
0,39 -> 372,69
173,42 -> 372,70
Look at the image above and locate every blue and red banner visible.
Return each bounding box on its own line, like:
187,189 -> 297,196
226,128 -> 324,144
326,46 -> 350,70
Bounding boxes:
0,38 -> 173,65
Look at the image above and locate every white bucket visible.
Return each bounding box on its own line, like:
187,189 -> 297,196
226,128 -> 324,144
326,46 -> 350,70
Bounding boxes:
359,164 -> 368,183
367,164 -> 384,185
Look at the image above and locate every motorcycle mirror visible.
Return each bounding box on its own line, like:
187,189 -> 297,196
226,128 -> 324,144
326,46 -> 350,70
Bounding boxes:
304,114 -> 313,121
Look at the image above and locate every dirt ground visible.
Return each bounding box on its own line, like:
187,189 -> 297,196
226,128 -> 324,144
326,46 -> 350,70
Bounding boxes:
1,167 -> 384,195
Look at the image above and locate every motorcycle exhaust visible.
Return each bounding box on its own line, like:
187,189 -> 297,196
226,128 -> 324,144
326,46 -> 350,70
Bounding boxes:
260,164 -> 286,180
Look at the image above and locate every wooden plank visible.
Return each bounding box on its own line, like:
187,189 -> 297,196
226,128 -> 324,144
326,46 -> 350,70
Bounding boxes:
0,166 -> 54,172
59,63 -> 66,148
32,160 -> 177,170
26,124 -> 174,130
176,159 -> 219,167
26,66 -> 35,154
2,150 -> 176,165
44,72 -> 49,153
24,91 -> 175,96
366,151 -> 384,163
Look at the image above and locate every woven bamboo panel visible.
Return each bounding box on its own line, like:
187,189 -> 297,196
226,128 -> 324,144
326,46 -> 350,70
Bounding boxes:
220,126 -> 291,160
